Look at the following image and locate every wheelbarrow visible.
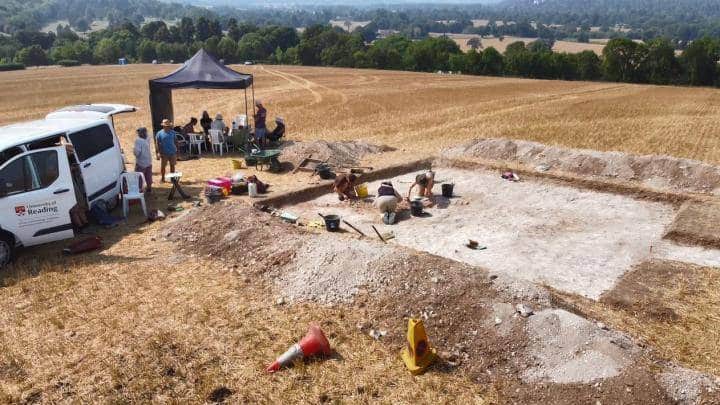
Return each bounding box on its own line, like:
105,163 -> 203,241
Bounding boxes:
249,148 -> 282,172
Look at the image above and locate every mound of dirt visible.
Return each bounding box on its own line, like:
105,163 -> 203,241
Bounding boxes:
281,140 -> 394,167
163,203 -> 304,276
444,138 -> 720,194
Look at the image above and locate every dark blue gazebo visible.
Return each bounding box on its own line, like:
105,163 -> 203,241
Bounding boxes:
148,49 -> 254,134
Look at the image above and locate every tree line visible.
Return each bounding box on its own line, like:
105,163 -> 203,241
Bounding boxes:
1,18 -> 720,88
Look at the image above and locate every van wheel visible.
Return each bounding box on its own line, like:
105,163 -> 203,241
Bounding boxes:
0,233 -> 15,268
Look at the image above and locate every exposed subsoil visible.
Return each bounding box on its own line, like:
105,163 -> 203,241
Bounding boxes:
162,202 -> 694,404
444,138 -> 720,195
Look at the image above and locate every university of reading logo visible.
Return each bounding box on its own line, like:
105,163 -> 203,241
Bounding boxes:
26,201 -> 58,216
14,206 -> 26,216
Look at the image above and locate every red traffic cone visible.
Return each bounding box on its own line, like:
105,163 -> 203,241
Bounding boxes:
266,324 -> 332,373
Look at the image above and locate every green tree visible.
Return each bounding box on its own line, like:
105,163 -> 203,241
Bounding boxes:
141,21 -> 167,41
404,36 -> 461,72
366,35 -> 411,70
642,38 -> 680,84
227,18 -> 241,42
237,32 -> 271,61
217,37 -> 237,63
195,17 -> 211,42
680,37 -> 719,86
576,50 -> 602,81
50,41 -> 77,62
602,38 -> 648,82
155,42 -> 172,62
93,38 -> 123,64
16,45 -> 49,66
467,37 -> 482,51
481,47 -> 504,76
153,25 -> 171,43
204,36 -> 221,56
178,17 -> 195,44
320,34 -> 364,67
137,39 -> 157,63
503,41 -> 531,76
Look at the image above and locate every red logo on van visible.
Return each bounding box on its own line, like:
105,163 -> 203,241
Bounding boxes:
15,206 -> 26,216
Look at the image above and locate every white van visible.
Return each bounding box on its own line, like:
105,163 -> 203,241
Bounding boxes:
0,104 -> 136,266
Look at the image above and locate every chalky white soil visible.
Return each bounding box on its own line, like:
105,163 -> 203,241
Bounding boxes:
291,168 -> 720,299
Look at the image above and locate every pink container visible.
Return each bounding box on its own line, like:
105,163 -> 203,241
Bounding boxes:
207,178 -> 232,195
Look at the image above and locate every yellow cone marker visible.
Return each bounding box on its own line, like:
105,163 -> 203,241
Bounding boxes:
401,318 -> 437,375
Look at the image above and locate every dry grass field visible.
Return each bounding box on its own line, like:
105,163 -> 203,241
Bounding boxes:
2,64 -> 720,166
2,64 -> 720,402
429,33 -> 608,55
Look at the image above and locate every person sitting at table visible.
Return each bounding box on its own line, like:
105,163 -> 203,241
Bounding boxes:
211,113 -> 229,137
181,117 -> 198,135
200,111 -> 212,135
267,117 -> 285,143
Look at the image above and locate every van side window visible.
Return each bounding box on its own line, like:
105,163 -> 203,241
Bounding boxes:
0,151 -> 59,197
0,157 -> 31,195
69,124 -> 114,161
0,147 -> 23,167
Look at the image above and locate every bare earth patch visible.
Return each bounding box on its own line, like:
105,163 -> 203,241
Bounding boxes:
290,166 -> 720,299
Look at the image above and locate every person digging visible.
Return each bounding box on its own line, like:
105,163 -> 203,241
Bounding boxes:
333,173 -> 358,201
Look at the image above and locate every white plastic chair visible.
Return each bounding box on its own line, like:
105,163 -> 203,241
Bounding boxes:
121,172 -> 148,220
175,133 -> 188,152
188,133 -> 205,155
209,129 -> 229,156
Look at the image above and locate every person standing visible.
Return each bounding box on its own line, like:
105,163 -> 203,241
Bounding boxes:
200,111 -> 212,135
254,99 -> 267,146
133,127 -> 153,193
156,119 -> 178,183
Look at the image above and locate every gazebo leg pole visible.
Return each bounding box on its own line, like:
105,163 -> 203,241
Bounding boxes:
251,82 -> 256,126
244,88 -> 248,125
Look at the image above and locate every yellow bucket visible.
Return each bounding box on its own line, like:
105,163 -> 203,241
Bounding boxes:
232,159 -> 243,170
355,183 -> 368,198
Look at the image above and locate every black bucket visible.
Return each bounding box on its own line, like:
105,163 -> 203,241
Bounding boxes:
323,214 -> 341,231
442,183 -> 454,198
410,200 -> 424,217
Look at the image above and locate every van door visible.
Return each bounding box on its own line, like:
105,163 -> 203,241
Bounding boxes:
0,147 -> 76,247
68,123 -> 122,205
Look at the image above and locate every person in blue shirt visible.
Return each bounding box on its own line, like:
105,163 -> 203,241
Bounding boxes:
156,119 -> 179,183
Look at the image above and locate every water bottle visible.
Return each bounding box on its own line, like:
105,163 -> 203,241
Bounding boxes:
248,182 -> 258,197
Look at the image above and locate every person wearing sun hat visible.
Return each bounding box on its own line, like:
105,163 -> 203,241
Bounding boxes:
156,118 -> 178,183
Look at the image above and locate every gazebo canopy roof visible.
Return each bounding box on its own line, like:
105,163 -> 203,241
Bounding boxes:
149,49 -> 253,90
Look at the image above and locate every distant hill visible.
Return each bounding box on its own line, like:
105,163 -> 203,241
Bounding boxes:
499,0 -> 720,22
0,0 -> 201,33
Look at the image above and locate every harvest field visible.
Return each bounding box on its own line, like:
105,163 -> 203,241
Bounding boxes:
2,64 -> 720,164
2,65 -> 720,403
430,33 -> 608,55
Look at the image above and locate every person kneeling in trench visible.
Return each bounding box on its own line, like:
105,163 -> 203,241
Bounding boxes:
333,173 -> 358,201
407,170 -> 435,199
374,181 -> 403,224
